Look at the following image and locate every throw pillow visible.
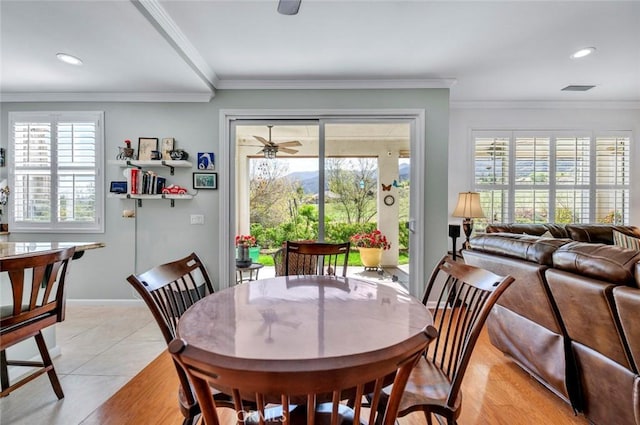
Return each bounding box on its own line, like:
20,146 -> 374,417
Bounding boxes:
540,230 -> 554,238
613,229 -> 640,251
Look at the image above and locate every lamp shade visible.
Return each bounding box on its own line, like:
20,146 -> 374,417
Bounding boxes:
452,192 -> 485,219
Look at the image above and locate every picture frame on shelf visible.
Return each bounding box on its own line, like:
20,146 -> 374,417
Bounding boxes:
109,181 -> 128,194
161,138 -> 174,160
137,137 -> 158,161
193,172 -> 217,190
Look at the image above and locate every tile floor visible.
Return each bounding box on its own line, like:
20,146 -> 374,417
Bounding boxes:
0,304 -> 165,425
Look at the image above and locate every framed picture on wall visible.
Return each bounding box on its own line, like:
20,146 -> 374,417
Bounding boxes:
161,138 -> 174,160
193,172 -> 217,190
137,137 -> 158,161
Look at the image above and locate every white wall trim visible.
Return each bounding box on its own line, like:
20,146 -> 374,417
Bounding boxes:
219,108 -> 426,294
216,79 -> 456,90
0,92 -> 213,103
451,100 -> 640,110
131,0 -> 218,93
66,299 -> 145,306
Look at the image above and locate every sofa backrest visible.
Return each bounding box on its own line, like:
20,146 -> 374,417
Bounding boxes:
552,242 -> 640,287
485,223 -> 640,245
485,223 -> 569,238
469,233 -> 571,266
564,224 -> 640,244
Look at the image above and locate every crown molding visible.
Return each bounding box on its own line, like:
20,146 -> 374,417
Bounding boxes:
216,78 -> 457,90
451,100 -> 640,110
0,92 -> 214,103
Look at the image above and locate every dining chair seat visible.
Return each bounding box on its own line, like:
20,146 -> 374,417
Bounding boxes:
396,356 -> 462,415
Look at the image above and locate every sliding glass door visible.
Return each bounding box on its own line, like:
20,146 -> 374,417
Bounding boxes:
233,119 -> 412,285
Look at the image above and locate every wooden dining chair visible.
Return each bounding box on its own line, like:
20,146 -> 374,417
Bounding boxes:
0,247 -> 76,399
169,326 -> 436,425
284,241 -> 350,277
383,255 -> 515,425
126,252 -> 230,425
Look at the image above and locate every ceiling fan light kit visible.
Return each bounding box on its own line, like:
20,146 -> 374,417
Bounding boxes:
253,125 -> 302,159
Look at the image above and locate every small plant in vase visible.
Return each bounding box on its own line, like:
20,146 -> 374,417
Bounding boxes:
350,229 -> 390,269
235,235 -> 258,267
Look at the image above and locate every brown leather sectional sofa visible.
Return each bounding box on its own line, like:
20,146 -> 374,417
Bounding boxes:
464,224 -> 640,425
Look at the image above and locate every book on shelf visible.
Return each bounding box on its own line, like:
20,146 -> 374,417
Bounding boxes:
122,167 -> 167,196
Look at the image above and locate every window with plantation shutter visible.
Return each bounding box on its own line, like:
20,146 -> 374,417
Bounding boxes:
9,112 -> 104,233
473,130 -> 631,227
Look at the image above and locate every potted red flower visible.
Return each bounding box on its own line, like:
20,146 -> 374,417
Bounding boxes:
235,235 -> 260,265
350,229 -> 390,269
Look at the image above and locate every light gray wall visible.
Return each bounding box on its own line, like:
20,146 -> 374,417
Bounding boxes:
0,88 -> 450,300
448,106 -> 640,244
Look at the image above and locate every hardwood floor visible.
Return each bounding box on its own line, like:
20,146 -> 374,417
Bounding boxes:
82,328 -> 588,425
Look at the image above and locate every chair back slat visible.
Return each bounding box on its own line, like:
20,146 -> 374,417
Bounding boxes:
1,248 -> 75,333
284,241 -> 350,277
420,255 -> 515,410
170,328 -> 435,425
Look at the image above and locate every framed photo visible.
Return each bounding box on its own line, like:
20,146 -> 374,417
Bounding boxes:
161,138 -> 174,160
137,137 -> 158,161
197,152 -> 215,170
109,181 -> 128,194
193,172 -> 217,190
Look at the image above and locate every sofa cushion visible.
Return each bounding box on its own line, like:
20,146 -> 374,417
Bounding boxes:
552,242 -> 640,287
565,224 -> 640,245
613,229 -> 640,251
469,233 -> 571,266
485,223 -> 569,238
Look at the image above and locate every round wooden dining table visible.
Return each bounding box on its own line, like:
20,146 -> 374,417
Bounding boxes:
176,275 -> 432,377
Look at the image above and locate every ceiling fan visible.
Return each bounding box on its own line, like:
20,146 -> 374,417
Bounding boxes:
253,125 -> 302,159
277,0 -> 301,15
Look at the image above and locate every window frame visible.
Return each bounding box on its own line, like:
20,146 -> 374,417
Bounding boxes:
472,129 -> 632,226
8,111 -> 105,233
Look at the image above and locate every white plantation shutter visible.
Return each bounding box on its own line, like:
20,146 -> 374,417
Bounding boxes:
473,130 -> 631,226
594,135 -> 630,224
9,112 -> 104,232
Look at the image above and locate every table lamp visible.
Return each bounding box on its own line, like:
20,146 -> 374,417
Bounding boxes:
452,191 -> 485,250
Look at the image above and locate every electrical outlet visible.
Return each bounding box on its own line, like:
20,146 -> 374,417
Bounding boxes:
190,214 -> 204,225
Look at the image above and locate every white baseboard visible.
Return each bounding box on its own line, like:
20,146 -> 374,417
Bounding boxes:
66,299 -> 145,307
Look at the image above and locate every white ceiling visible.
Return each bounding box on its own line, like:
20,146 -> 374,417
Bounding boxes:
2,0 -> 639,104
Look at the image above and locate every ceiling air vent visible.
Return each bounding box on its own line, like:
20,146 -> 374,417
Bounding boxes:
562,85 -> 596,92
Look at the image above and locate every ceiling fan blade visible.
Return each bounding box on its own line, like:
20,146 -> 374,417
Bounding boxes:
279,147 -> 298,155
277,140 -> 302,147
278,0 -> 301,15
253,135 -> 270,145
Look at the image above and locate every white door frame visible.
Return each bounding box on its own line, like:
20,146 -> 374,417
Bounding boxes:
219,109 -> 426,296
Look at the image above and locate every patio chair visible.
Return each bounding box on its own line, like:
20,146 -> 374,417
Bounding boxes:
285,241 -> 350,277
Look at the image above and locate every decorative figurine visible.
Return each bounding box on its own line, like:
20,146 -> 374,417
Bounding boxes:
117,140 -> 135,160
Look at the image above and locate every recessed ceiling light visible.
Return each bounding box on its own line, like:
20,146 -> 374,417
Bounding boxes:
56,53 -> 83,66
570,47 -> 596,59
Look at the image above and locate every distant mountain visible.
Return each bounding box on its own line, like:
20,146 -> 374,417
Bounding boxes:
285,163 -> 411,195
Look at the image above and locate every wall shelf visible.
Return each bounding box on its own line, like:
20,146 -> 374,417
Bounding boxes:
108,159 -> 192,175
109,193 -> 193,207
109,159 -> 194,207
